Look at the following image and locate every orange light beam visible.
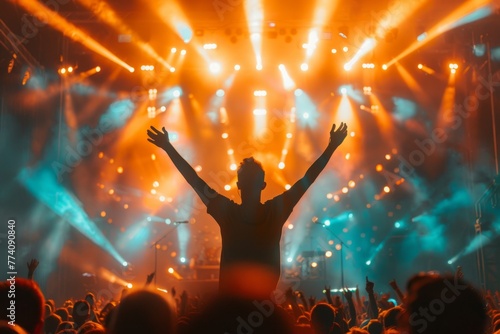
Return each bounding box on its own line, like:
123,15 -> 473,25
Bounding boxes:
76,0 -> 172,70
436,73 -> 456,129
386,0 -> 492,68
245,0 -> 264,69
394,62 -> 430,105
12,0 -> 134,72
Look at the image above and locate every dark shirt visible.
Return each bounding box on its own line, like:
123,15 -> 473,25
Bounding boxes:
207,192 -> 296,293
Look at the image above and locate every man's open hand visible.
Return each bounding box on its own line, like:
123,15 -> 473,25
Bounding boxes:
147,126 -> 170,149
329,122 -> 348,148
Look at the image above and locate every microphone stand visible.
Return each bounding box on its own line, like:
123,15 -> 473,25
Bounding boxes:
322,225 -> 350,300
150,222 -> 185,287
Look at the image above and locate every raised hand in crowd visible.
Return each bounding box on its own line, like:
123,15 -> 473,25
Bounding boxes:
27,258 -> 39,280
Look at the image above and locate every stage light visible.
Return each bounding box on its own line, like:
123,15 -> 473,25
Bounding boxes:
254,90 -> 267,97
285,184 -> 291,190
224,184 -> 231,191
234,64 -> 241,71
203,43 -> 217,50
170,67 -> 176,72
95,66 -> 101,72
278,162 -> 285,169
122,261 -> 128,267
180,49 -> 186,55
331,48 -> 337,54
294,89 -> 303,97
67,66 -> 74,73
348,180 -> 356,188
221,132 -> 228,139
168,267 -> 174,274
216,89 -> 225,97
343,46 -> 349,52
418,63 -> 423,69
126,283 -> 133,288
384,186 -> 391,193
324,220 -> 331,226
325,251 -> 332,258
363,86 -> 372,95
376,164 -> 383,172
129,68 -> 135,73
382,64 -> 388,70
159,196 -> 165,202
256,63 -> 263,71
340,87 -> 347,95
366,260 -> 371,265
180,257 -> 186,263
253,108 -> 267,115
209,62 -> 221,73
287,224 -> 294,230
311,262 -> 318,268
230,163 -> 237,171
300,63 -> 309,71
385,154 -> 391,160
394,221 -> 401,228
287,257 -> 293,263
343,63 -> 352,71
59,68 -> 67,74
342,187 -> 348,194
171,48 -> 177,53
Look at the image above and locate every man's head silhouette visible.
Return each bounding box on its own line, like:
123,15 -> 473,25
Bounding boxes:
236,157 -> 266,193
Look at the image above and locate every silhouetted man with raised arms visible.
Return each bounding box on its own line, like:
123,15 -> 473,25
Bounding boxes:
147,122 -> 347,298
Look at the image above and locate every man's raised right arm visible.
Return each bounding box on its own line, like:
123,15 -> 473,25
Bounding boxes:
147,126 -> 216,206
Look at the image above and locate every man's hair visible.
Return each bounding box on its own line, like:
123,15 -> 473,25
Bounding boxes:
237,157 -> 265,184
0,278 -> 45,334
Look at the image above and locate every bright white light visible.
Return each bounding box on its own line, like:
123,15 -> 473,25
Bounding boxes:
170,67 -> 176,73
180,49 -> 186,55
325,251 -> 333,258
230,163 -> 237,171
203,43 -> 217,50
340,87 -> 347,95
173,89 -> 181,98
122,261 -> 128,267
216,89 -> 225,97
256,63 -> 263,71
209,62 -> 221,73
127,283 -> 133,288
171,48 -> 177,53
343,63 -> 352,71
180,257 -> 186,263
324,220 -> 331,226
300,63 -> 309,71
294,89 -> 303,96
287,257 -> 293,263
234,64 -> 241,71
278,162 -> 285,169
253,108 -> 267,115
253,90 -> 267,97
366,260 -> 371,265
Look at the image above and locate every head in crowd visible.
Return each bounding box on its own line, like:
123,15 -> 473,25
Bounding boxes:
187,295 -> 294,334
382,306 -> 403,330
366,319 -> 383,334
402,274 -> 488,334
77,321 -> 105,334
72,300 -> 90,329
54,308 -> 69,322
108,289 -> 176,334
56,321 -> 74,333
0,278 -> 45,334
310,303 -> 336,334
43,313 -> 61,334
